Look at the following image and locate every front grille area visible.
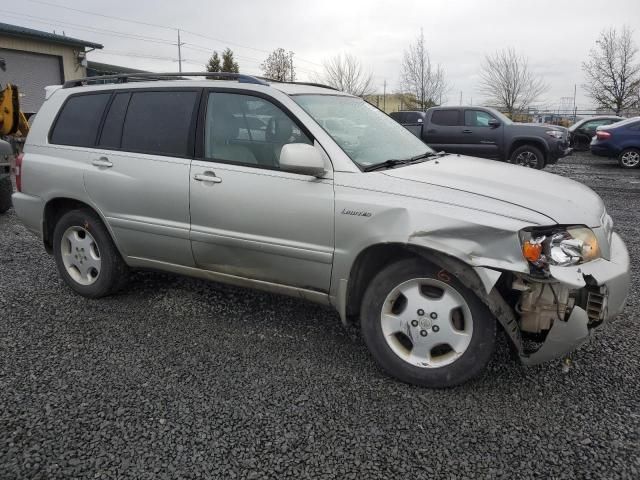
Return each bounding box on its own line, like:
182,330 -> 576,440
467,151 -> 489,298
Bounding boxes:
586,290 -> 606,325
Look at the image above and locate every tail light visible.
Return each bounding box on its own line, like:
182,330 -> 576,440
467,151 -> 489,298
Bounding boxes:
13,152 -> 23,192
596,131 -> 612,140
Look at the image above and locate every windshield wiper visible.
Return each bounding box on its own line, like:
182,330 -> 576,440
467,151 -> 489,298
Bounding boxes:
363,151 -> 438,172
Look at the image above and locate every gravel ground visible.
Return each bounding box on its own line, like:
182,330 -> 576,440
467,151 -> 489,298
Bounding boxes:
1,152 -> 639,479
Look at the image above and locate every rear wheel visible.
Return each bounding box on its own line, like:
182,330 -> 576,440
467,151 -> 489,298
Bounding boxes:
619,148 -> 640,169
510,145 -> 545,169
360,259 -> 496,388
53,208 -> 128,298
572,135 -> 590,152
0,175 -> 11,213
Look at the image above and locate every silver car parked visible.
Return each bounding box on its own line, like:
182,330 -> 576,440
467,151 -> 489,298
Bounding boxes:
12,73 -> 630,387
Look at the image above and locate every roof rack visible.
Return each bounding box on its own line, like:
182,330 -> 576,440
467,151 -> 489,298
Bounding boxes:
62,72 -> 269,89
266,79 -> 338,91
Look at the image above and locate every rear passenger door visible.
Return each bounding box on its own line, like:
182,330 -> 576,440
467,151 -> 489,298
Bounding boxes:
424,109 -> 464,153
83,88 -> 200,267
189,90 -> 334,293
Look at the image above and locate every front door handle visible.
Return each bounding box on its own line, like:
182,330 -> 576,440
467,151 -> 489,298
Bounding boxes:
194,172 -> 222,183
91,157 -> 113,168
462,129 -> 473,134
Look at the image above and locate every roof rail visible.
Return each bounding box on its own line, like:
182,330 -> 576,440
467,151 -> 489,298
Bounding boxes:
62,72 -> 269,89
265,79 -> 338,91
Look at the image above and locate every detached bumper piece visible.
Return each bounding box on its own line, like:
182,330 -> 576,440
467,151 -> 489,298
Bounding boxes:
519,232 -> 630,365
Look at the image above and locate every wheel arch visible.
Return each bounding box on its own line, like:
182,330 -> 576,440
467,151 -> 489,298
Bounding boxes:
507,138 -> 549,162
42,197 -> 122,258
342,242 -> 522,350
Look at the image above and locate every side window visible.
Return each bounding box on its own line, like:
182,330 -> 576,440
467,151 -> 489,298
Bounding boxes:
204,92 -> 311,168
583,120 -> 606,131
50,93 -> 111,147
629,122 -> 640,131
121,90 -> 198,157
431,109 -> 460,126
464,110 -> 494,127
98,93 -> 130,149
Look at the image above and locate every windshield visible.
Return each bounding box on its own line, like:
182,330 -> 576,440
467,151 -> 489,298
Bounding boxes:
292,94 -> 432,168
486,108 -> 513,125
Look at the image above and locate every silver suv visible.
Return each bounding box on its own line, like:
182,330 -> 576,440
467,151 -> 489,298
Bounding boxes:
12,73 -> 630,387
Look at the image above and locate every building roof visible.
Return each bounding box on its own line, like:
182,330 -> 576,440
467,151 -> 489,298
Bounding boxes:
0,22 -> 103,50
87,61 -> 147,75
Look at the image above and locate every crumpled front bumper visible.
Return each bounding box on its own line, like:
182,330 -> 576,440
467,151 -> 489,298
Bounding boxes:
520,232 -> 630,365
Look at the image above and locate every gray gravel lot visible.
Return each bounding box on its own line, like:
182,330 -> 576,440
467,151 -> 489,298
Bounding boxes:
1,152 -> 639,479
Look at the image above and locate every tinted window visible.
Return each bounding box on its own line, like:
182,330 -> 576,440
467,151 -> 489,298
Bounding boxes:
204,93 -> 311,168
431,110 -> 460,126
50,93 -> 111,147
98,93 -> 130,149
465,110 -> 495,127
121,91 -> 198,157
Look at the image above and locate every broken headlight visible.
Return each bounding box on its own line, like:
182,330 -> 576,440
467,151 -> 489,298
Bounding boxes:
520,226 -> 600,268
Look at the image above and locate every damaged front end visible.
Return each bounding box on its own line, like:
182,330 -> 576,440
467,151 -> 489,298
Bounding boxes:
506,225 -> 630,365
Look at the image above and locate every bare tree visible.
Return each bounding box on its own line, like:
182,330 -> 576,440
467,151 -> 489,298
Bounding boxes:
399,29 -> 447,110
261,48 -> 295,82
582,26 -> 640,115
320,53 -> 374,96
478,48 -> 548,115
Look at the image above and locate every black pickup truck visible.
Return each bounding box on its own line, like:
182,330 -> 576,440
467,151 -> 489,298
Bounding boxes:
389,106 -> 572,169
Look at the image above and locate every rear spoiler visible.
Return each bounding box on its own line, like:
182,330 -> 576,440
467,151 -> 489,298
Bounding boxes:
44,85 -> 62,100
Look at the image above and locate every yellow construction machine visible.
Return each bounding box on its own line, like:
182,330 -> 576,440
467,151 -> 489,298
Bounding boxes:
0,83 -> 30,213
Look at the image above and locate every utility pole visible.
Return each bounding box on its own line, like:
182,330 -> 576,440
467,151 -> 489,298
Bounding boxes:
459,91 -> 462,105
289,51 -> 294,82
572,84 -> 577,122
383,79 -> 387,112
176,29 -> 184,73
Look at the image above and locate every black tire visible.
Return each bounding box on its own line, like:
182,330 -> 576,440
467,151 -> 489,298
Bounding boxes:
510,145 -> 545,169
618,148 -> 640,169
572,135 -> 590,152
0,175 -> 12,214
360,259 -> 496,388
53,208 -> 128,298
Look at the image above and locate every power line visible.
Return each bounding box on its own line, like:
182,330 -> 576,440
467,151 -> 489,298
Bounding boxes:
0,10 -> 176,45
23,0 -> 175,31
22,0 -> 324,68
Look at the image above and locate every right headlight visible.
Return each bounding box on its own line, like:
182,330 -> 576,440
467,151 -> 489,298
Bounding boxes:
520,226 -> 600,268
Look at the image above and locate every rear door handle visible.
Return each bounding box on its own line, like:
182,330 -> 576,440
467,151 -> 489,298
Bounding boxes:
91,157 -> 113,168
194,172 -> 222,183
462,129 -> 473,134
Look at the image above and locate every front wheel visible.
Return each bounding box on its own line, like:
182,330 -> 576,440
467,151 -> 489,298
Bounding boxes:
510,145 -> 545,169
360,259 -> 496,388
619,148 -> 640,169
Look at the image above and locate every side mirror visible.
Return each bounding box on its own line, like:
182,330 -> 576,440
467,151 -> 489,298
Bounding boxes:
279,143 -> 326,177
488,118 -> 501,128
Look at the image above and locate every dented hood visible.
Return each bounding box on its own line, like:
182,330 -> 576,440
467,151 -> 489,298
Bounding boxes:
382,155 -> 605,227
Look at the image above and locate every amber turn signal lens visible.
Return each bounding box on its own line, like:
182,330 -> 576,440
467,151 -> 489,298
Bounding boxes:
522,241 -> 542,262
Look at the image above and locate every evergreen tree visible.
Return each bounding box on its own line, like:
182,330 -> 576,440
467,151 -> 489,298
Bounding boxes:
221,48 -> 239,73
206,51 -> 221,72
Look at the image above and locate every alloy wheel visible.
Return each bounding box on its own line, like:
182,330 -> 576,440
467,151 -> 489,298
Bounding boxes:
60,226 -> 102,285
380,278 -> 473,368
621,150 -> 640,168
514,151 -> 539,168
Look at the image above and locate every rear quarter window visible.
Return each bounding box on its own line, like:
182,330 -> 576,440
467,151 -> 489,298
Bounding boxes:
50,93 -> 111,147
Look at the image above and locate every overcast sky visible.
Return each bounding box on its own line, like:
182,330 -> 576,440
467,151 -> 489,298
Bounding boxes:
10,0 -> 640,109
